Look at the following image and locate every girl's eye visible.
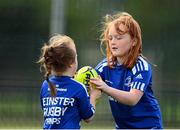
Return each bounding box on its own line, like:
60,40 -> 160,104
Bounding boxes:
115,35 -> 122,40
108,35 -> 122,41
107,35 -> 113,40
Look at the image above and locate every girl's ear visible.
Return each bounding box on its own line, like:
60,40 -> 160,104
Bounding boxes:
132,38 -> 137,46
69,64 -> 73,68
69,62 -> 75,68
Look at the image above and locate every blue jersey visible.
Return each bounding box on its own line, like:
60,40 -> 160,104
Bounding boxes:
95,56 -> 163,129
40,76 -> 95,129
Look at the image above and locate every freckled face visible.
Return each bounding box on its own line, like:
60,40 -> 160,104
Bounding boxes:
108,24 -> 133,58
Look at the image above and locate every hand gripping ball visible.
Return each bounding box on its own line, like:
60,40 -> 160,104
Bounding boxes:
74,66 -> 99,93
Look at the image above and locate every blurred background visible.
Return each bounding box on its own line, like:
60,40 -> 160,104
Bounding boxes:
0,0 -> 180,129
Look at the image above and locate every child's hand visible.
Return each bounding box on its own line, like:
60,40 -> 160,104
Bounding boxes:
89,83 -> 101,101
90,77 -> 109,92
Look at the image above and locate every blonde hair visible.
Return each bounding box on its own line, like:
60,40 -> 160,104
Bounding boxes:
37,34 -> 76,96
101,12 -> 142,69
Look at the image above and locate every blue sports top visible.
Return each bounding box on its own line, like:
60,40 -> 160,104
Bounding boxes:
40,76 -> 95,129
95,56 -> 163,129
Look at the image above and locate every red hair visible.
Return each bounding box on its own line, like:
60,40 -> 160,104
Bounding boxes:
101,12 -> 142,69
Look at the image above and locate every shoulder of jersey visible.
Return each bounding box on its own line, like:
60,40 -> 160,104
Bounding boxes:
95,58 -> 108,72
42,80 -> 48,87
71,78 -> 89,94
131,56 -> 150,75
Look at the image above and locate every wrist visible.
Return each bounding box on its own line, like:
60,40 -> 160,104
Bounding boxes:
90,94 -> 97,101
90,97 -> 96,108
101,84 -> 109,93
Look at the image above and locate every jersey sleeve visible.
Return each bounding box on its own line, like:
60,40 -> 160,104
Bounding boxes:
77,84 -> 95,120
95,58 -> 107,80
130,57 -> 152,92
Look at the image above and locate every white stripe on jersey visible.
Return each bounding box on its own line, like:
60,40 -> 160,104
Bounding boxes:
91,107 -> 95,114
130,82 -> 134,88
138,60 -> 144,70
97,62 -> 108,73
139,57 -> 148,71
71,78 -> 89,96
132,56 -> 149,75
132,67 -> 136,75
136,82 -> 141,89
96,59 -> 107,69
133,82 -> 138,89
131,81 -> 145,91
137,63 -> 140,72
140,83 -> 145,91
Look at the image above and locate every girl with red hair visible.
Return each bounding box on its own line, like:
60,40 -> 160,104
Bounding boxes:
91,12 -> 163,129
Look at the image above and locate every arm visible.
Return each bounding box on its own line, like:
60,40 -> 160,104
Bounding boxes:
77,83 -> 101,123
84,87 -> 101,123
90,78 -> 143,106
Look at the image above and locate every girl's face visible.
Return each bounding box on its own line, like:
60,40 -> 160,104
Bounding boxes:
108,24 -> 134,60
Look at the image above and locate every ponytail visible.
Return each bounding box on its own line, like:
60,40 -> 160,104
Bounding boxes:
45,72 -> 57,97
